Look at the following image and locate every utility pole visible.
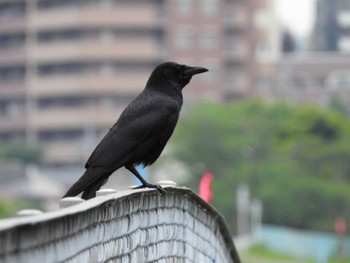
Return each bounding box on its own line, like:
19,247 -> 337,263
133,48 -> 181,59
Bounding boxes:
236,184 -> 250,236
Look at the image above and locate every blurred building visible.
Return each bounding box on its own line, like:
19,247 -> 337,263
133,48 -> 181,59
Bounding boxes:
258,0 -> 350,107
257,53 -> 350,107
0,0 -> 271,167
311,0 -> 350,52
0,161 -> 64,205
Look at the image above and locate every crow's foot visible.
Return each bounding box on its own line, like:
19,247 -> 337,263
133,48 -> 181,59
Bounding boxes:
133,183 -> 167,195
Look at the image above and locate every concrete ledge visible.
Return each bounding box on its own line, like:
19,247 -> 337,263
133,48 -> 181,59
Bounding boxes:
0,187 -> 240,263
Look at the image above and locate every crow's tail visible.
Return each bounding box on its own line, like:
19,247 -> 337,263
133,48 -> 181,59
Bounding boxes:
62,168 -> 110,200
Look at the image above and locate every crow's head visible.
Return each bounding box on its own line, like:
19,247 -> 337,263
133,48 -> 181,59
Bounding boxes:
147,62 -> 208,90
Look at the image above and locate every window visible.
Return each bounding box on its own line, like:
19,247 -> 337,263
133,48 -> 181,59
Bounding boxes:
39,63 -> 87,75
177,0 -> 193,16
100,97 -> 115,110
337,10 -> 350,27
174,28 -> 193,49
201,0 -> 218,16
338,37 -> 350,52
6,101 -> 25,117
99,0 -> 114,8
37,0 -> 90,10
199,29 -> 217,49
38,29 -> 86,42
38,97 -> 84,109
99,63 -> 115,77
39,130 -> 83,141
0,66 -> 25,82
0,33 -> 25,49
0,99 -> 24,117
99,30 -> 115,44
0,2 -> 25,21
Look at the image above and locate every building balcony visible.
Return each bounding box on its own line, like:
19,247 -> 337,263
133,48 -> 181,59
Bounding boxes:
224,45 -> 249,62
338,10 -> 350,28
0,18 -> 26,33
224,71 -> 251,94
0,82 -> 26,98
0,48 -> 26,65
223,4 -> 249,29
31,5 -> 163,31
32,106 -> 123,131
30,39 -> 164,63
249,0 -> 268,8
224,14 -> 248,29
0,115 -> 26,132
42,140 -> 85,165
32,72 -> 148,97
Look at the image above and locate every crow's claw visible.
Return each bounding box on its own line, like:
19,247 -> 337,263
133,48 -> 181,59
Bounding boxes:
133,183 -> 167,195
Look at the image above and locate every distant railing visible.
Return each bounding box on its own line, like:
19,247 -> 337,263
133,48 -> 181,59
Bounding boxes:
0,185 -> 240,263
260,225 -> 350,261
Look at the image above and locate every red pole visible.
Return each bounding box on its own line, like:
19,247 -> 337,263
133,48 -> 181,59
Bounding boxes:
335,216 -> 347,262
199,170 -> 213,203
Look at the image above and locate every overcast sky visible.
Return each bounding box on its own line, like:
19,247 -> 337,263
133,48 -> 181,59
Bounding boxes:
275,0 -> 316,37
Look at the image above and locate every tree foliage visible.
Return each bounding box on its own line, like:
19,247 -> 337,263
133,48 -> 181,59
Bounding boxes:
0,198 -> 42,219
0,143 -> 42,164
173,100 -> 350,232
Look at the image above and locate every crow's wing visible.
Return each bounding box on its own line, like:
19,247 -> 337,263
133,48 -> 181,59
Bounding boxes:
63,95 -> 180,198
85,94 -> 180,170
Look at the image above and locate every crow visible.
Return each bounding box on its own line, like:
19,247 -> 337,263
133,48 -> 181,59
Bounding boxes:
63,62 -> 208,200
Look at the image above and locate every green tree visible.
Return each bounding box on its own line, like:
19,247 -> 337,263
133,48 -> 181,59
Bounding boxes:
0,199 -> 41,218
173,100 -> 350,232
0,142 -> 42,164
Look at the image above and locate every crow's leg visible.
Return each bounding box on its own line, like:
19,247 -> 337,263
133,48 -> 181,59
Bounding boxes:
125,164 -> 166,195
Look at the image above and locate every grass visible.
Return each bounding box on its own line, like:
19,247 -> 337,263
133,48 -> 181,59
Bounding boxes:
239,245 -> 350,263
247,245 -> 312,262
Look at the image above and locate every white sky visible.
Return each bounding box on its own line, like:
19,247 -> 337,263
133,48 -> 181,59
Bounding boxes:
275,0 -> 316,37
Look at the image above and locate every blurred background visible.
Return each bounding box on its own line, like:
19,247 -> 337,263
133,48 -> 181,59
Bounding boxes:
0,0 -> 350,262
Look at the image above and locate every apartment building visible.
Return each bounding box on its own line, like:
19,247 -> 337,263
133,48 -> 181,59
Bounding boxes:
0,0 -> 269,166
257,53 -> 350,107
255,0 -> 350,107
311,0 -> 350,52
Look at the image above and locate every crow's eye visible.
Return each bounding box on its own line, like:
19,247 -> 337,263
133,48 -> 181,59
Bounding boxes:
176,65 -> 182,71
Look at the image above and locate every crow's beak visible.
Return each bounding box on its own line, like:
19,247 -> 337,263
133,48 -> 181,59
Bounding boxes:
185,66 -> 209,77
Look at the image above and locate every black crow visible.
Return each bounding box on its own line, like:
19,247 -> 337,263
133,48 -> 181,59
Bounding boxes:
63,62 -> 208,199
